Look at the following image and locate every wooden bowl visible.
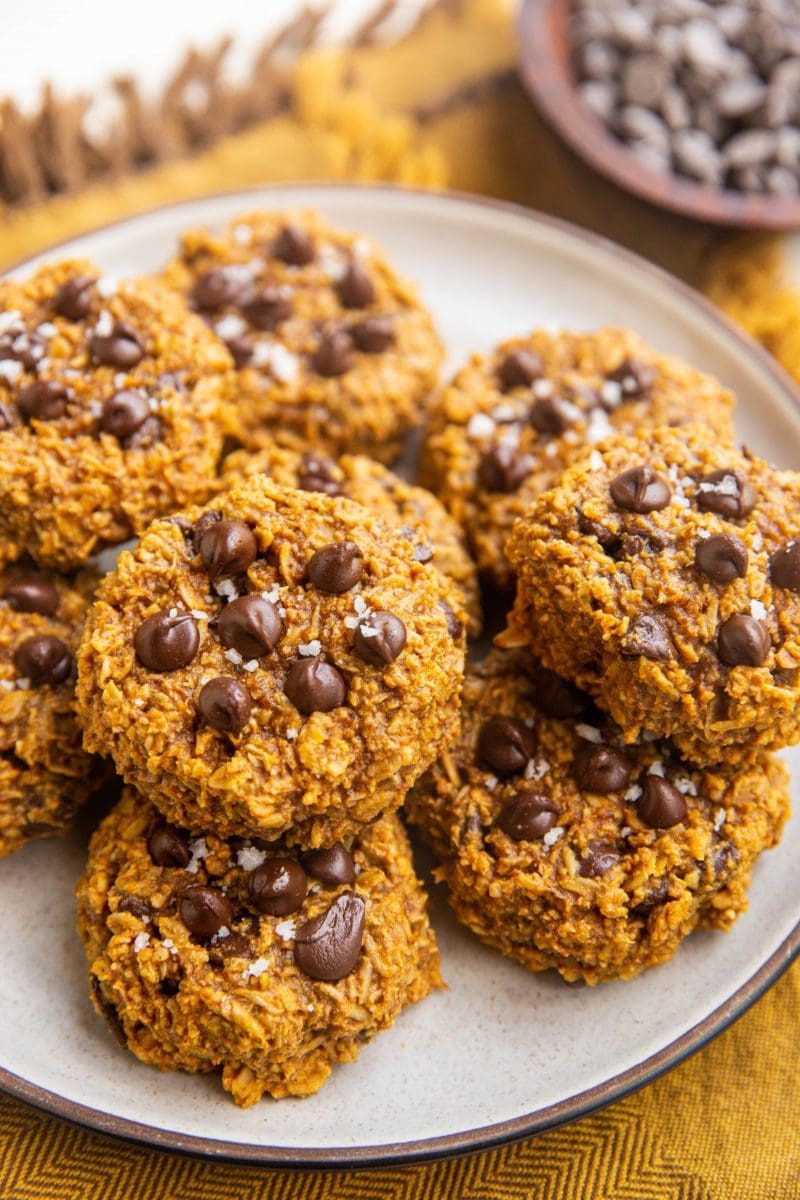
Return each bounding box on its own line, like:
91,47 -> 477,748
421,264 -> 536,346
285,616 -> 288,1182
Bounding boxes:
518,0 -> 800,230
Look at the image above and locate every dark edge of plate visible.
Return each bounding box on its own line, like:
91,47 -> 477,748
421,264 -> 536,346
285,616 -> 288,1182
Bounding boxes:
2,181 -> 799,1169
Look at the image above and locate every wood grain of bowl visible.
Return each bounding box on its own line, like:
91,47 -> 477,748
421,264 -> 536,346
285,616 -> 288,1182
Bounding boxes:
518,0 -> 800,230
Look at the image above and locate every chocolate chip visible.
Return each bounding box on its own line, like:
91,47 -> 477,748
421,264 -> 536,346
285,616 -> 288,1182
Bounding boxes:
293,892 -> 365,981
353,611 -> 406,667
284,657 -> 346,714
477,443 -> 533,493
52,274 -> 95,320
242,286 -> 292,331
192,510 -> 221,552
273,224 -> 315,266
497,790 -> 559,840
573,743 -> 632,792
0,330 -> 45,369
336,262 -> 376,309
577,511 -> 620,551
630,877 -> 671,918
217,595 -> 283,659
770,543 -> 800,592
695,470 -> 756,519
178,885 -> 234,939
297,453 -> 342,496
530,666 -> 588,718
606,358 -> 654,399
191,268 -> 250,312
13,635 -> 72,685
622,612 -> 673,660
4,573 -> 59,615
717,613 -> 770,667
476,717 -> 536,777
579,840 -> 620,877
90,321 -> 144,368
610,465 -> 671,513
117,895 -> 152,919
0,403 -> 11,430
496,348 -> 542,390
17,380 -> 69,423
147,820 -> 191,868
301,843 -> 356,886
134,610 -> 199,672
695,533 -> 748,583
440,600 -> 463,640
100,390 -> 150,440
248,858 -> 307,916
351,315 -> 394,353
225,334 -> 255,368
529,394 -> 576,435
198,676 -> 252,734
307,541 -> 363,593
638,776 -> 687,829
311,330 -> 355,377
209,932 -> 253,962
198,519 -> 257,580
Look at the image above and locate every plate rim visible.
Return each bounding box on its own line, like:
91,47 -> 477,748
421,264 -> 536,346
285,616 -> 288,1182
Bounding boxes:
2,180 -> 799,1168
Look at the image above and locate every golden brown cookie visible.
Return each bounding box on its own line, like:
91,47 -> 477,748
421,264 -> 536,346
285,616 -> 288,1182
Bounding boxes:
0,563 -> 104,858
77,789 -> 441,1106
162,210 -> 444,461
77,475 -> 465,846
0,259 -> 234,569
421,327 -> 735,588
407,649 -> 790,985
503,422 -> 800,765
218,444 -> 481,636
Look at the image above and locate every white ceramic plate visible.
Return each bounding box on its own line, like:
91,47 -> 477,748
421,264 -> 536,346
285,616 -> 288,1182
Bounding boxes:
2,185 -> 799,1167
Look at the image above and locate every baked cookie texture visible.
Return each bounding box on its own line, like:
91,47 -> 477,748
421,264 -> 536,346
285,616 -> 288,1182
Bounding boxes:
218,444 -> 481,636
0,563 -> 103,858
407,650 -> 790,985
421,327 -> 736,589
77,475 -> 465,846
162,209 -> 444,461
0,259 -> 234,569
503,423 -> 800,766
77,789 -> 441,1106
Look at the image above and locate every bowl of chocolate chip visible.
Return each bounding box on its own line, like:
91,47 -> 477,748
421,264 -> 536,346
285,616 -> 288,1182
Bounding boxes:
519,0 -> 800,228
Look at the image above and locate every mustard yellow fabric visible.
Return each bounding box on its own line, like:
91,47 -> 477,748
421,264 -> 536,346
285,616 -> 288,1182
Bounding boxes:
1,4 -> 798,1196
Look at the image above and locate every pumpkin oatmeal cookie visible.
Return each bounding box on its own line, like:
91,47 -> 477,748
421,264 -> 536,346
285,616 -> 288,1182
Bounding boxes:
162,209 -> 444,461
0,259 -> 234,569
503,422 -> 800,765
218,444 -> 480,636
0,563 -> 104,858
77,475 -> 465,846
421,327 -> 735,589
407,650 -> 789,985
77,788 -> 441,1106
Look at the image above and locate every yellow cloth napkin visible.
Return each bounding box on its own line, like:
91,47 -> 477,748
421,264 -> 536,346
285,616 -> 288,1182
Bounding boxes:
1,4 -> 798,1196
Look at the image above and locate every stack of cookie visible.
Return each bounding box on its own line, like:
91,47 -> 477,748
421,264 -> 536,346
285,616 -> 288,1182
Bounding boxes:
412,330 -> 797,985
0,212 -> 472,1106
0,258 -> 235,861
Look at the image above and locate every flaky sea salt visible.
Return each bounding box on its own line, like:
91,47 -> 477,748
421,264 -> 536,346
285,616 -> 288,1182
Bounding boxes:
647,761 -> 666,777
585,406 -> 613,443
750,599 -> 768,621
93,309 -> 114,338
186,838 -> 209,875
524,757 -> 551,781
215,579 -> 239,600
242,957 -> 269,981
491,403 -> 517,422
0,680 -> 13,692
243,659 -> 258,673
237,846 -> 267,871
358,623 -> 379,638
190,609 -> 208,621
532,378 -> 554,399
698,474 -> 738,497
133,932 -> 150,953
466,412 -> 496,439
251,342 -> 299,383
575,723 -> 602,743
298,639 -> 321,657
224,647 -> 243,666
543,826 -> 565,847
161,938 -> 176,953
275,919 -> 296,942
624,785 -> 642,803
36,321 -> 56,338
714,808 -> 727,831
599,380 -> 622,408
286,728 -> 298,741
588,449 -> 604,470
262,584 -> 280,603
214,314 -> 247,340
0,360 -> 22,384
0,310 -> 21,335
672,775 -> 698,797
